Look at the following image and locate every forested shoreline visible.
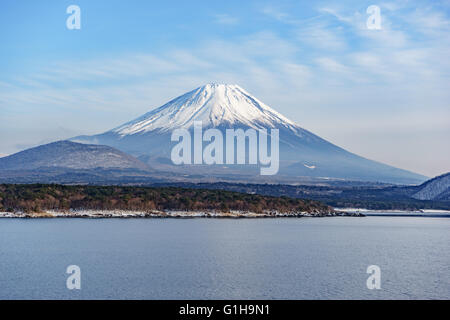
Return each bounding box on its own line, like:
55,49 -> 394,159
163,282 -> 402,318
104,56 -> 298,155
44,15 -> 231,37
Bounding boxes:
0,184 -> 333,214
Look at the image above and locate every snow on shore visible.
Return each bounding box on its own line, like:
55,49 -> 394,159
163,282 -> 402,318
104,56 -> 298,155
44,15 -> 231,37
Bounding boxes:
335,208 -> 450,216
0,209 -> 342,219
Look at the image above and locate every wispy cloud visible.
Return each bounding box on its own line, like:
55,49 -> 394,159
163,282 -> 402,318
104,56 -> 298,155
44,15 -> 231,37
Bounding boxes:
319,7 -> 356,24
213,14 -> 239,25
296,23 -> 347,51
261,5 -> 324,26
261,6 -> 290,22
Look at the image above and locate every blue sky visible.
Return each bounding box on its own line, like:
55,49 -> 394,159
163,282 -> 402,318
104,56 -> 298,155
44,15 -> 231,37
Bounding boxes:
1,0 -> 449,177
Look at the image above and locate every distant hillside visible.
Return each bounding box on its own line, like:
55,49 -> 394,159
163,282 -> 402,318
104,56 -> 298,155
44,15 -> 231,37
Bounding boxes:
413,173 -> 450,200
0,141 -> 150,171
151,181 -> 450,211
0,184 -> 333,215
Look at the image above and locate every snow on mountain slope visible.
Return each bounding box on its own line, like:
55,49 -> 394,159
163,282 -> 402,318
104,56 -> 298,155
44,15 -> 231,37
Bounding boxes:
413,172 -> 450,200
112,83 -> 298,135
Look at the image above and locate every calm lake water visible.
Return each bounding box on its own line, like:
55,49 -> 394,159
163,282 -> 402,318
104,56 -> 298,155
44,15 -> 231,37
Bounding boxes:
0,216 -> 449,300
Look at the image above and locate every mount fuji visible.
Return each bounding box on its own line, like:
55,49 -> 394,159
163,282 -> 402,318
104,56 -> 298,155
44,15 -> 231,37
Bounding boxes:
72,83 -> 427,184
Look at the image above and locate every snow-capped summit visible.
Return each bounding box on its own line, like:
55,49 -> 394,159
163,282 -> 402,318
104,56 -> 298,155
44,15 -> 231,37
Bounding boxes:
112,83 -> 297,135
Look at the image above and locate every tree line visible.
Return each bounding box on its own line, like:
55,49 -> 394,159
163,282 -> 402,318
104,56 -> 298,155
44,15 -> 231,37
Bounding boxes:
0,184 -> 332,214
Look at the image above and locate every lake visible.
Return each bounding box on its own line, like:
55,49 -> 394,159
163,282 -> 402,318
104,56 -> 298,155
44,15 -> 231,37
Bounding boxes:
0,216 -> 449,299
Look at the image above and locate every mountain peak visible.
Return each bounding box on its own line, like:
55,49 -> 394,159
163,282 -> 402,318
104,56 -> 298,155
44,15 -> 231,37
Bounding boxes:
111,84 -> 297,135
201,83 -> 238,88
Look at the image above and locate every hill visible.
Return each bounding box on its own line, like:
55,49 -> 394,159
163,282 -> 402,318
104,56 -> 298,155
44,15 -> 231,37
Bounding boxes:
413,172 -> 450,200
0,141 -> 150,171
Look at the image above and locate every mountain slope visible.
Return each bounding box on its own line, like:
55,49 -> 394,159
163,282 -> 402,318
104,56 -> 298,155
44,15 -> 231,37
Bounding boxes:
0,141 -> 150,171
412,173 -> 450,200
72,83 -> 427,184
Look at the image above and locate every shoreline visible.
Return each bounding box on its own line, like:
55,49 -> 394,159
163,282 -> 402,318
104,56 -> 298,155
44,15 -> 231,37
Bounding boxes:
2,208 -> 450,218
335,208 -> 450,217
0,209 -> 364,219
